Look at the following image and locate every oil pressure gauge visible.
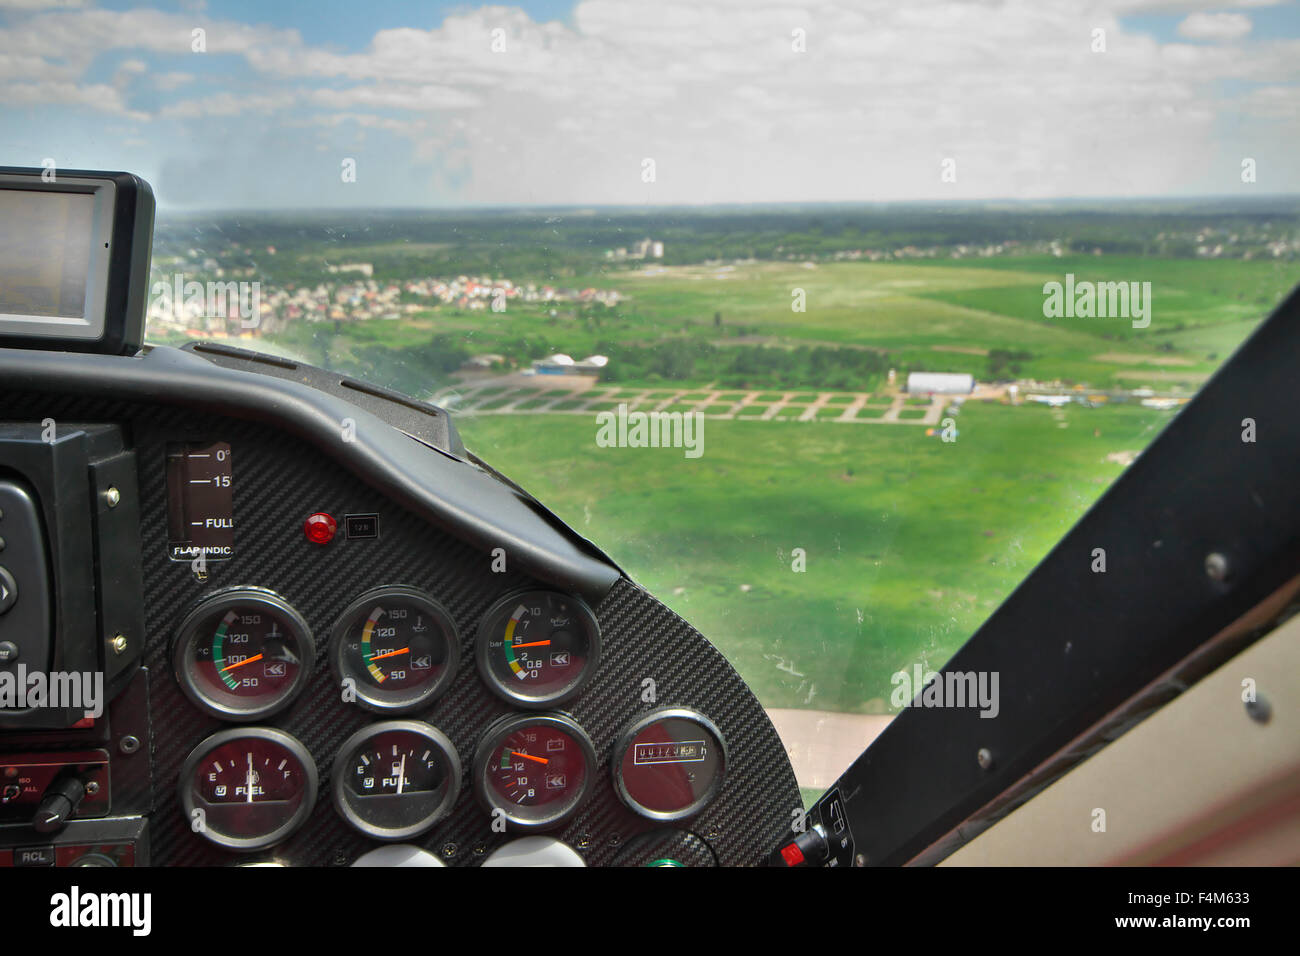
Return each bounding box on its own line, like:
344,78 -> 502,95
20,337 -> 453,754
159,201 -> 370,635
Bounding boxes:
475,591 -> 601,708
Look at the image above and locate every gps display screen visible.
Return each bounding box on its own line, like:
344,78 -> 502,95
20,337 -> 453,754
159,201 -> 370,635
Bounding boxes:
0,189 -> 95,321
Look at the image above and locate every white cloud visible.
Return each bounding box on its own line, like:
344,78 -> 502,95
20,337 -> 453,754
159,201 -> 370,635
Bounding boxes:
2,0 -> 1299,204
1177,12 -> 1253,40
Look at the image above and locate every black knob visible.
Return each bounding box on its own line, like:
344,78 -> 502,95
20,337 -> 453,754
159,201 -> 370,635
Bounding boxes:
32,775 -> 87,833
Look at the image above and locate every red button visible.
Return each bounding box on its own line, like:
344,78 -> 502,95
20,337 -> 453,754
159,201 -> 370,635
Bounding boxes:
304,512 -> 337,545
779,842 -> 805,867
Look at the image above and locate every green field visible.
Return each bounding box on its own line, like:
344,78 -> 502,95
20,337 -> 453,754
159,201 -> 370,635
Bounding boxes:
246,254 -> 1298,403
172,219 -> 1299,719
458,400 -> 1174,714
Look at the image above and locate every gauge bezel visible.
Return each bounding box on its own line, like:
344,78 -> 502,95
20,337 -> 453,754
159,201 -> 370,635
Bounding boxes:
474,590 -> 602,709
178,727 -> 319,852
172,587 -> 315,721
328,586 -> 461,713
331,720 -> 462,841
611,707 -> 728,822
472,712 -> 597,832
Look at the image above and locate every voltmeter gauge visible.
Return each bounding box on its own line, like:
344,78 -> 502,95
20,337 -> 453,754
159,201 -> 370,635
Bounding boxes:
475,591 -> 601,708
473,713 -> 596,831
329,587 -> 459,713
178,727 -> 318,851
331,721 -> 461,840
612,709 -> 727,821
172,588 -> 314,721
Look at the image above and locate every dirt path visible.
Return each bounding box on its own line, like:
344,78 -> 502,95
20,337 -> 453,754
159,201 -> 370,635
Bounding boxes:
764,708 -> 895,790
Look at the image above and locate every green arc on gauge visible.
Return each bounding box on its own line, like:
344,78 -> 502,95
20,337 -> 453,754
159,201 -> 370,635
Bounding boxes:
212,610 -> 240,689
503,604 -> 528,680
360,606 -> 388,683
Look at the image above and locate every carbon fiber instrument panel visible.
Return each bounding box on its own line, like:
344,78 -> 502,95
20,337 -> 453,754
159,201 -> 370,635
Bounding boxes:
0,391 -> 800,866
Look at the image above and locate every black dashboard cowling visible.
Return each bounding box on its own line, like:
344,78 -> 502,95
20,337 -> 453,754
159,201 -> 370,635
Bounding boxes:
0,342 -> 802,865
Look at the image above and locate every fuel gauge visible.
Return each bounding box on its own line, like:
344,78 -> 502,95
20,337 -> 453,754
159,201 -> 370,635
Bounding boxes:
332,721 -> 461,840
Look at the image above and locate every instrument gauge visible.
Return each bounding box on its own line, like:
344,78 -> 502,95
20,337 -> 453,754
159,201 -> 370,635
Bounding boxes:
178,728 -> 318,851
612,708 -> 727,821
329,587 -> 460,713
475,591 -> 601,708
172,588 -> 314,721
332,721 -> 461,840
472,713 -> 596,831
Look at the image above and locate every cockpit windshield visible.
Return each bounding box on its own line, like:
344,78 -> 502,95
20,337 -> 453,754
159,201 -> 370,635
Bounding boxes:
11,0 -> 1299,805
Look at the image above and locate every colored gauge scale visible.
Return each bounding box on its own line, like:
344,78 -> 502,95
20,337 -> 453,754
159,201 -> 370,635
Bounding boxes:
331,721 -> 461,840
475,591 -> 601,708
172,588 -> 314,721
178,727 -> 318,851
472,713 -> 596,831
612,708 -> 727,821
329,587 -> 459,713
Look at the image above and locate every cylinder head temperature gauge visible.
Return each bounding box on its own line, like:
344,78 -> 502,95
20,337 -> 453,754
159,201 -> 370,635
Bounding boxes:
329,587 -> 459,713
475,591 -> 600,708
332,721 -> 461,840
178,727 -> 318,852
172,588 -> 314,721
473,713 -> 596,831
612,708 -> 727,821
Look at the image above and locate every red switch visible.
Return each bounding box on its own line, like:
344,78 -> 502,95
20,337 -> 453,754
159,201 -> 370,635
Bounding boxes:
304,512 -> 337,545
779,842 -> 805,867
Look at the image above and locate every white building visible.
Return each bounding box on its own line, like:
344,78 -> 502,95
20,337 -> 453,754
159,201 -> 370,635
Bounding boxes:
907,372 -> 974,394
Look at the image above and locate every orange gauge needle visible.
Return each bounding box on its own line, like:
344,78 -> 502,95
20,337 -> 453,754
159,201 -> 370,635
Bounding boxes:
220,653 -> 263,672
511,640 -> 551,649
367,647 -> 410,662
512,751 -> 549,765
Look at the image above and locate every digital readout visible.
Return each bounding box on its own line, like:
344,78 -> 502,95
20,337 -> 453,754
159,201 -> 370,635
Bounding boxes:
166,441 -> 234,561
633,741 -> 707,765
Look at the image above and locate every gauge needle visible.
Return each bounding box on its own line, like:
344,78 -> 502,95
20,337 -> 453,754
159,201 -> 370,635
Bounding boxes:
397,752 -> 406,795
367,647 -> 409,662
221,653 -> 263,672
511,640 -> 551,649
512,751 -> 548,765
246,752 -> 255,804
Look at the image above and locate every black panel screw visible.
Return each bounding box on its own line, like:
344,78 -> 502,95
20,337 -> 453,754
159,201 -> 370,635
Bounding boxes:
119,735 -> 140,755
103,487 -> 120,508
1205,552 -> 1229,582
442,842 -> 457,858
1245,694 -> 1272,724
977,747 -> 994,770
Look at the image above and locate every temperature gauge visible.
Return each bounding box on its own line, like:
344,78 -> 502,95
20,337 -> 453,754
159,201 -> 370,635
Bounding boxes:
172,588 -> 314,721
329,587 -> 459,713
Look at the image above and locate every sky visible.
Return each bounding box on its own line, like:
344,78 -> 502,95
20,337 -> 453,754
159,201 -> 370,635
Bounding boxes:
1,0 -> 1298,209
